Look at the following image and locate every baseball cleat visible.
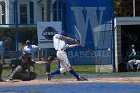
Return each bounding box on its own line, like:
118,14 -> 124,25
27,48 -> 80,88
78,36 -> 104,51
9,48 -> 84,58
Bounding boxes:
77,77 -> 88,81
5,78 -> 13,82
46,73 -> 53,80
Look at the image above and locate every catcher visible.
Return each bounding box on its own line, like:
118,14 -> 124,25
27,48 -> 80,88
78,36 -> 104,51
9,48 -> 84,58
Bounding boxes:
6,52 -> 37,81
46,31 -> 88,81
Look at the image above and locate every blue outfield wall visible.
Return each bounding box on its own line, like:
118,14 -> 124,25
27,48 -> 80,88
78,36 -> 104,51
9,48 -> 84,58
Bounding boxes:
66,0 -> 114,65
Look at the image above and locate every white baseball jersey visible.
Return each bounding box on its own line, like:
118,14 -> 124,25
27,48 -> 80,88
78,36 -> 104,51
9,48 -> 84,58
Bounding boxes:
53,34 -> 67,51
53,34 -> 71,73
23,45 -> 38,61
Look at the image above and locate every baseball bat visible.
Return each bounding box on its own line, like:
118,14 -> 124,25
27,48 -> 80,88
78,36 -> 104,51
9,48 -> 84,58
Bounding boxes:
74,25 -> 81,41
74,25 -> 95,52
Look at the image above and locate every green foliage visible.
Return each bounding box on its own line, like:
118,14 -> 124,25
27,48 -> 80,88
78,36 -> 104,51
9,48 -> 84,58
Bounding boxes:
0,27 -> 15,40
0,27 -> 37,45
114,0 -> 133,17
18,27 -> 37,44
114,0 -> 122,17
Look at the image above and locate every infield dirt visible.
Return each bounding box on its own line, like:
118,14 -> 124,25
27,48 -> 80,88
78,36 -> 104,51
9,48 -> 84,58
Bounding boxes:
1,76 -> 140,86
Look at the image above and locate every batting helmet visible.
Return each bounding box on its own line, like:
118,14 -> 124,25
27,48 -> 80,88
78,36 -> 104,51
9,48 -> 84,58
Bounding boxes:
59,31 -> 66,36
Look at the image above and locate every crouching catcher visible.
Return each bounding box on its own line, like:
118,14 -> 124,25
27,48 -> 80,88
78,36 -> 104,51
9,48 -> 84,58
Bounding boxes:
6,53 -> 37,81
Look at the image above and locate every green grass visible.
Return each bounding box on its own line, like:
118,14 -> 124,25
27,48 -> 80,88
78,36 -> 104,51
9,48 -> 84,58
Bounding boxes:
2,66 -> 12,78
2,63 -> 96,78
2,63 -> 140,78
72,65 -> 96,74
34,63 -> 96,77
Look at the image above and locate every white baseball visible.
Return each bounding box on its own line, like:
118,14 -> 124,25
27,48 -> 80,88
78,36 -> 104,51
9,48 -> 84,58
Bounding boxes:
108,48 -> 111,51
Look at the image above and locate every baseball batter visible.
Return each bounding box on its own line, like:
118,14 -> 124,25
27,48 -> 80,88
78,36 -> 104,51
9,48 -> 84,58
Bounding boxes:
47,31 -> 88,81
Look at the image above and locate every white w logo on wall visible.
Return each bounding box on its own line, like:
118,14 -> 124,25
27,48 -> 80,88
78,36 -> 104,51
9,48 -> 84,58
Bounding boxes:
71,7 -> 110,47
66,0 -> 114,65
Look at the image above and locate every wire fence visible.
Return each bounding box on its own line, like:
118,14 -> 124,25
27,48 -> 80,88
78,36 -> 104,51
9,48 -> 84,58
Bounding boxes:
0,0 -> 59,74
0,0 -> 113,76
